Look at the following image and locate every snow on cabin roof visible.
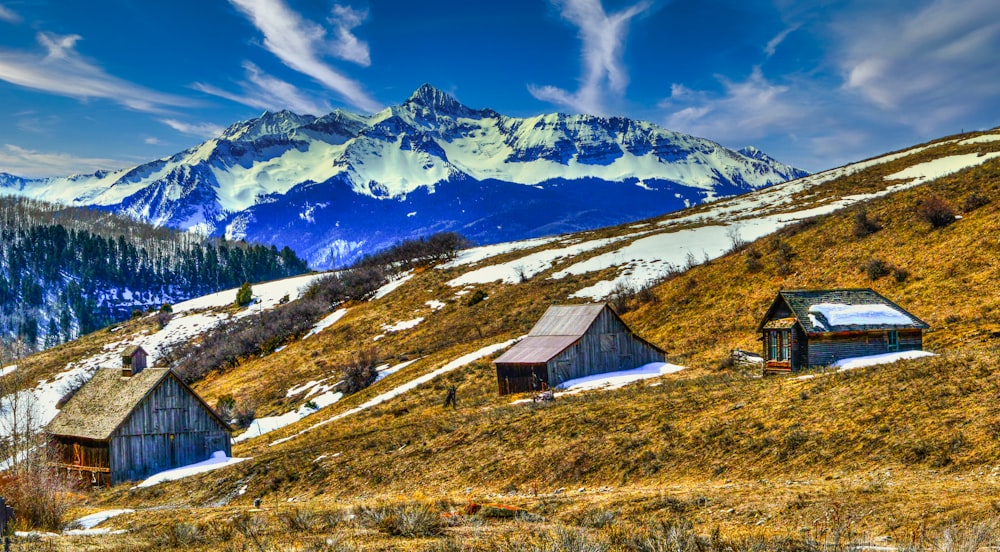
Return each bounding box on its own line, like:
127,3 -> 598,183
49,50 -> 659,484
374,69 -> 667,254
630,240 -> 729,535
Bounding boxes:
760,289 -> 929,333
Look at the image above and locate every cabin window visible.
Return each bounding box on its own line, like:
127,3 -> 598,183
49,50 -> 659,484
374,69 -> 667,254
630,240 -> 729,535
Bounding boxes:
887,330 -> 899,352
768,330 -> 792,361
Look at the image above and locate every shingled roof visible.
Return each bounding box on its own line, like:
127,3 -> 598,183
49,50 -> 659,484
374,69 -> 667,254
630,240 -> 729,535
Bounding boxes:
759,289 -> 929,334
46,368 -> 225,441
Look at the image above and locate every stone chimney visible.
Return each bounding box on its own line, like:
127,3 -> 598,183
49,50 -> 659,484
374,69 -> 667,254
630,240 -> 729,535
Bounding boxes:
122,346 -> 147,378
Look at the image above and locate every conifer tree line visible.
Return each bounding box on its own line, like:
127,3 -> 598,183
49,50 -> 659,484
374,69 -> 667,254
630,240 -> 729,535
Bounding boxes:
0,197 -> 309,351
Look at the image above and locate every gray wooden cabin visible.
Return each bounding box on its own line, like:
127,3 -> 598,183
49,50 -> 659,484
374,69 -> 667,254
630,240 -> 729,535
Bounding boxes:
757,289 -> 929,374
493,303 -> 666,395
46,350 -> 231,486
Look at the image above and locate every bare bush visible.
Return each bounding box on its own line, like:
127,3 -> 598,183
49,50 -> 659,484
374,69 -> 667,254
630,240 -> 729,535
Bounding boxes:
342,348 -> 381,395
963,192 -> 991,213
864,258 -> 892,281
773,241 -> 795,276
357,502 -> 443,537
917,195 -> 957,229
852,206 -> 882,238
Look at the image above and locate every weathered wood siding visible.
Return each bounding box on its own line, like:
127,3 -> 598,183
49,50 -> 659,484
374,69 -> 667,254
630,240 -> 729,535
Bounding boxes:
545,309 -> 665,386
109,374 -> 231,484
806,329 -> 923,368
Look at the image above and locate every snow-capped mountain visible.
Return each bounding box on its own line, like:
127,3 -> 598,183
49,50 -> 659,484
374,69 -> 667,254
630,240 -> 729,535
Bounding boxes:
0,84 -> 808,268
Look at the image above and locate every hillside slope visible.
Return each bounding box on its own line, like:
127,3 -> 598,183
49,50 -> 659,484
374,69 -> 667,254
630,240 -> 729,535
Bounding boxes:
10,127 -> 1000,549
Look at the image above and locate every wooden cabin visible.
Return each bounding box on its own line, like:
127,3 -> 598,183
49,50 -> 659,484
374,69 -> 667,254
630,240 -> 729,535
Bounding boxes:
757,289 -> 929,374
46,349 -> 231,486
493,303 -> 665,395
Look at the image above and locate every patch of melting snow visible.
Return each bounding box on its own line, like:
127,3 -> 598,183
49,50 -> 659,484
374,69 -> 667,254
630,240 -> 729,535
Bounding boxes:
303,308 -> 348,339
382,318 -> 424,332
426,299 -> 446,311
234,389 -> 344,443
135,451 -> 249,488
70,509 -> 134,531
373,272 -> 413,300
270,338 -> 522,446
511,362 -> 686,404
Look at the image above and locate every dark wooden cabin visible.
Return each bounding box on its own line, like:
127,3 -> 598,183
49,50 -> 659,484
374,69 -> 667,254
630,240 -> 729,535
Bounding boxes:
493,303 -> 665,395
121,345 -> 147,376
757,289 -> 929,374
46,349 -> 231,486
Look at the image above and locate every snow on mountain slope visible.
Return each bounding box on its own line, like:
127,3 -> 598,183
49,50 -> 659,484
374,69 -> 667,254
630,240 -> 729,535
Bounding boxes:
0,85 -> 807,269
442,131 -> 1000,300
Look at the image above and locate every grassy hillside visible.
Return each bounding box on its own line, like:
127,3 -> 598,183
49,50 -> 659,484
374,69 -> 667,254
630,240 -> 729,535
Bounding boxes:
10,128 -> 1000,550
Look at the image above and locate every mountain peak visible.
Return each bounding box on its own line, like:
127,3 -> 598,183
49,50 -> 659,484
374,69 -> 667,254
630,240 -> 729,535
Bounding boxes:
404,84 -> 473,116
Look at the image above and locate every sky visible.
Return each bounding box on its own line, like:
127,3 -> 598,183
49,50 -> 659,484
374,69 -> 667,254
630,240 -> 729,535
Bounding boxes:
0,0 -> 999,177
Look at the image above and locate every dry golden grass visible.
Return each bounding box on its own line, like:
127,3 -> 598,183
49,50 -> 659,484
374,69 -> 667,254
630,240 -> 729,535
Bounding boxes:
13,130 -> 1000,548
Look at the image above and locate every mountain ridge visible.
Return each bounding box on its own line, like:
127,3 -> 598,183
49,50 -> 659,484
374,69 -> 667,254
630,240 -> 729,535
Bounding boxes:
0,84 -> 809,268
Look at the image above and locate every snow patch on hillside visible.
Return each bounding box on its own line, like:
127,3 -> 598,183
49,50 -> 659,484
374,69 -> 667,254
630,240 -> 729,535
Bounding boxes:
884,152 -> 1000,184
303,308 -> 348,339
270,338 -> 522,446
136,451 -> 248,488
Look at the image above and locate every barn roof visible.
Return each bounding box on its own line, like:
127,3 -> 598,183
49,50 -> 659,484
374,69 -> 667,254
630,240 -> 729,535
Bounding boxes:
758,289 -> 929,334
46,368 -> 228,441
494,303 -> 663,365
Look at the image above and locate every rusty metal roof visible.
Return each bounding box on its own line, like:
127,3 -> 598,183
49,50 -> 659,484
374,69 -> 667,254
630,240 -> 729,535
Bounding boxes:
495,303 -> 608,365
493,335 -> 582,364
527,304 -> 606,336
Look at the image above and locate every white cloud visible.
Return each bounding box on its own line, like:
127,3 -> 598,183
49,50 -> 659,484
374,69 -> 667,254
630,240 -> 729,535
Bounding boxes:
143,137 -> 161,145
529,0 -> 650,115
195,61 -> 333,115
0,144 -> 127,178
0,32 -> 194,113
160,119 -> 225,138
834,0 -> 1000,131
329,4 -> 371,66
663,67 -> 811,143
764,24 -> 800,57
0,4 -> 20,23
228,0 -> 380,113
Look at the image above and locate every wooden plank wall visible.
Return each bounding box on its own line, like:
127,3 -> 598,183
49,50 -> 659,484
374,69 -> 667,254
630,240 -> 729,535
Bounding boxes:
109,375 -> 231,484
806,329 -> 923,368
546,309 -> 665,386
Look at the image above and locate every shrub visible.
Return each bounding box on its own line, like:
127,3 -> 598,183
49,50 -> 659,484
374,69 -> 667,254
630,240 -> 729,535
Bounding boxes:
774,240 -> 795,276
893,267 -> 910,283
235,282 -> 253,307
916,195 -> 957,228
233,401 -> 257,429
0,469 -> 74,531
155,310 -> 172,329
744,248 -> 763,272
357,502 -> 442,537
864,258 -> 892,281
465,289 -> 488,307
963,192 -> 991,213
852,206 -> 882,237
159,303 -> 172,313
343,348 -> 381,394
215,394 -> 236,420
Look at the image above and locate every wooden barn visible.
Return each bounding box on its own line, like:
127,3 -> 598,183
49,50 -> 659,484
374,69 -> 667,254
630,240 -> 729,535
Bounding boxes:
493,303 -> 665,395
46,349 -> 231,486
757,288 -> 929,374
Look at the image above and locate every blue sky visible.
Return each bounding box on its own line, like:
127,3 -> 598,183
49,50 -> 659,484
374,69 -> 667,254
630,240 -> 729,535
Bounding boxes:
0,0 -> 999,177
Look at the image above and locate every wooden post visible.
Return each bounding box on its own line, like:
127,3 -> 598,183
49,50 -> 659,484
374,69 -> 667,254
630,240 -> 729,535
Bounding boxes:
0,496 -> 13,552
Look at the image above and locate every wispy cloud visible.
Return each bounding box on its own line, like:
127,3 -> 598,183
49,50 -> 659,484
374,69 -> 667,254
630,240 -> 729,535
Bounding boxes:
0,32 -> 194,113
0,4 -> 20,23
529,0 -> 651,115
328,4 -> 370,66
0,144 -> 127,178
160,119 -> 225,138
663,67 -> 812,143
228,0 -> 381,112
195,61 -> 333,115
143,137 -> 161,145
764,24 -> 800,57
834,0 -> 1000,131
